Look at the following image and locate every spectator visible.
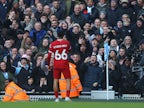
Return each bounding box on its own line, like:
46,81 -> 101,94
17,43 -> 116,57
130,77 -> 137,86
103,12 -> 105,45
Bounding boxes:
92,18 -> 101,33
94,30 -> 104,48
21,31 -> 34,49
59,21 -> 70,39
6,19 -> 20,42
132,0 -> 144,18
30,21 -> 47,46
18,48 -> 25,57
81,54 -> 103,92
121,15 -> 132,40
65,16 -> 73,29
107,59 -> 120,91
106,0 -> 121,27
20,14 -> 36,32
43,5 -> 52,17
41,54 -> 53,92
31,53 -> 46,87
24,7 -> 33,17
132,18 -> 144,45
109,50 -> 117,62
30,0 -> 52,6
118,57 -> 138,95
13,54 -> 33,88
36,76 -> 49,93
25,48 -> 35,61
119,0 -> 136,23
38,38 -> 50,54
120,36 -> 134,57
99,20 -> 108,35
85,0 -> 99,23
35,2 -> 43,20
12,0 -> 24,21
3,39 -> 14,58
0,61 -> 16,91
0,0 -> 10,24
99,11 -> 107,21
113,20 -> 123,43
78,43 -> 90,63
102,26 -> 115,41
0,28 -> 8,46
51,0 -> 66,20
70,4 -> 86,27
83,22 -> 94,36
15,29 -> 24,49
22,75 -> 36,93
68,23 -> 84,52
109,39 -> 119,52
49,20 -> 59,39
70,53 -> 84,85
90,38 -> 99,50
49,14 -> 58,22
10,47 -> 21,67
39,13 -> 51,30
117,47 -> 126,63
97,47 -> 104,68
96,0 -> 108,14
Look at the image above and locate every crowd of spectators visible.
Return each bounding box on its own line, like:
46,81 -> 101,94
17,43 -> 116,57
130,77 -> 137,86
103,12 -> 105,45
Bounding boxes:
0,0 -> 144,96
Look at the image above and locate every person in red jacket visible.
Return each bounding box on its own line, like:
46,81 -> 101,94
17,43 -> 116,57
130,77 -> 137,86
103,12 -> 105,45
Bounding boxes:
47,30 -> 71,102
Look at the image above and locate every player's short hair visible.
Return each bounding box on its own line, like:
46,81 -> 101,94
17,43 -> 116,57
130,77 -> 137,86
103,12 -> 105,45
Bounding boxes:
57,30 -> 64,38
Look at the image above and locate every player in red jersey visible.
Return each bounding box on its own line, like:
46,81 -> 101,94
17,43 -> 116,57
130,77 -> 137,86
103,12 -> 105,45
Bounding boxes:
47,30 -> 71,102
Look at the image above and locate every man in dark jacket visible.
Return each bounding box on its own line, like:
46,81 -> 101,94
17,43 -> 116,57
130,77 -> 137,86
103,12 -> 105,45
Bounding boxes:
81,54 -> 103,92
106,0 -> 121,27
0,0 -> 10,24
70,4 -> 86,27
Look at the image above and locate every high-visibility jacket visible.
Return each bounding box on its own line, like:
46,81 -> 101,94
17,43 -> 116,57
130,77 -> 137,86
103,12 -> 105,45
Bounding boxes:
2,82 -> 30,102
59,62 -> 83,98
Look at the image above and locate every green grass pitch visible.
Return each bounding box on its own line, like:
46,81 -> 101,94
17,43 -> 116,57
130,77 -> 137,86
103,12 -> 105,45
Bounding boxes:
0,101 -> 144,108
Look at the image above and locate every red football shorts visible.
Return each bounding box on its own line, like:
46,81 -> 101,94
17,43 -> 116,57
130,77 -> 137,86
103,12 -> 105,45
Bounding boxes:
53,67 -> 71,79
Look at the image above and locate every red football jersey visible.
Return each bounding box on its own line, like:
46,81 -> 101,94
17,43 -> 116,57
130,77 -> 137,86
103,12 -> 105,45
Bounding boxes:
48,39 -> 71,69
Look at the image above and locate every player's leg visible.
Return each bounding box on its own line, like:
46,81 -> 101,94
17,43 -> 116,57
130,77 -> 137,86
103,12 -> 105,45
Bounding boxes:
65,78 -> 71,101
53,78 -> 59,102
53,69 -> 61,102
62,68 -> 71,101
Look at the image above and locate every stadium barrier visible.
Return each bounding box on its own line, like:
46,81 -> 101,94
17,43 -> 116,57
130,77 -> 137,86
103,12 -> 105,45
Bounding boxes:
91,90 -> 115,100
0,91 -> 144,101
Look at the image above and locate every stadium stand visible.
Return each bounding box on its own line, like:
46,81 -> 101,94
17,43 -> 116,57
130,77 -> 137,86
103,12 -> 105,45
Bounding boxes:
0,0 -> 144,102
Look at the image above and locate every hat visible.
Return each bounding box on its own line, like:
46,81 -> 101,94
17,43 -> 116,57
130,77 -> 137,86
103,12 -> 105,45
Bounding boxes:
121,0 -> 129,4
125,56 -> 131,61
21,54 -> 28,61
27,76 -> 33,79
139,39 -> 144,45
13,0 -> 19,5
109,50 -> 117,55
16,29 -> 24,35
73,23 -> 81,28
94,30 -> 101,35
111,0 -> 118,2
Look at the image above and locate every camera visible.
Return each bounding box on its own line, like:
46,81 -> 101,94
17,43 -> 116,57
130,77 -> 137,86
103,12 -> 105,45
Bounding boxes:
141,13 -> 144,17
132,49 -> 144,73
132,65 -> 144,72
132,50 -> 143,64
